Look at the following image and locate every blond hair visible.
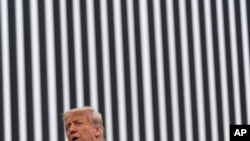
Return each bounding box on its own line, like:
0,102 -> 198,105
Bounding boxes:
63,106 -> 103,126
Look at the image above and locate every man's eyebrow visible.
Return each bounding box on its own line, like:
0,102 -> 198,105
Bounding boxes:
66,120 -> 84,125
73,120 -> 83,123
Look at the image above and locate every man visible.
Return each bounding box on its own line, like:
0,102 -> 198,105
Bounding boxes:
63,106 -> 105,141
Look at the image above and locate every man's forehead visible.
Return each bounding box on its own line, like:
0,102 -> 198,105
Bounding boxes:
65,112 -> 90,122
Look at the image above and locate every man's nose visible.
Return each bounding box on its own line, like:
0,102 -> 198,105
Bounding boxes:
69,125 -> 77,134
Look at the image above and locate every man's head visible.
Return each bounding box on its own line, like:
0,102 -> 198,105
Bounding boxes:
63,106 -> 104,141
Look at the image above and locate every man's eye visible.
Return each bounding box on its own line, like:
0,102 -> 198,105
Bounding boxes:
66,126 -> 70,131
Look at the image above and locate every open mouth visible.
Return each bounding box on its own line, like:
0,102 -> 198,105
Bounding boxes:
72,137 -> 79,141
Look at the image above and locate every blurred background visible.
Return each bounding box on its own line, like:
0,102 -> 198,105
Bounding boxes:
1,0 -> 250,141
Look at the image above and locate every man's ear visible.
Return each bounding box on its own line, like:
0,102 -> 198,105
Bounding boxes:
95,126 -> 102,137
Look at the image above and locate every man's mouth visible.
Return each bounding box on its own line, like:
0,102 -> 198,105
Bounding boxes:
72,137 -> 79,141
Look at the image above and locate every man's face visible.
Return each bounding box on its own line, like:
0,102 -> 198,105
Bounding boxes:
65,112 -> 97,141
